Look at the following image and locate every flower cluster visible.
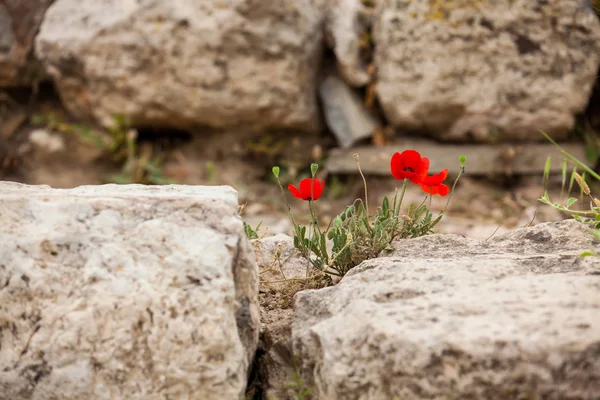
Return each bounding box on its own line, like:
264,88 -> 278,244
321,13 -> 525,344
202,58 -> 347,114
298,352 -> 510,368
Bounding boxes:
288,149 -> 450,202
269,149 -> 465,279
390,150 -> 449,196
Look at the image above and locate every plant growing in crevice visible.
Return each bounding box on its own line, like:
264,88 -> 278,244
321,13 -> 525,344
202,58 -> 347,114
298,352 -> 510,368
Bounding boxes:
31,113 -> 175,185
272,150 -> 466,279
286,360 -> 313,400
539,130 -> 600,256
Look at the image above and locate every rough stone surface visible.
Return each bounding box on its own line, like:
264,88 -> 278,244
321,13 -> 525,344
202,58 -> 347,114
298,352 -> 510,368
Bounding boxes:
319,73 -> 381,148
374,0 -> 600,141
0,0 -> 53,87
252,234 -> 306,400
0,183 -> 259,400
292,220 -> 600,399
325,0 -> 372,87
253,234 -> 307,293
35,0 -> 325,131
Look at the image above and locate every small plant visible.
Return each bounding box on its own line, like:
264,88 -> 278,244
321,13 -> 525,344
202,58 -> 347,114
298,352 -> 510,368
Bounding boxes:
31,112 -> 108,149
286,362 -> 313,400
243,221 -> 261,240
31,113 -> 175,185
205,161 -> 217,184
272,150 -> 465,279
539,130 -> 600,256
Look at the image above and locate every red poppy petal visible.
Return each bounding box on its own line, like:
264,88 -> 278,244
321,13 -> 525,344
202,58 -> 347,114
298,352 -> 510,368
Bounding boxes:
288,184 -> 302,199
299,178 -> 313,198
421,184 -> 434,195
421,175 -> 436,186
312,179 -> 323,200
417,157 -> 430,180
399,150 -> 422,168
438,184 -> 450,196
390,152 -> 406,180
439,168 -> 448,181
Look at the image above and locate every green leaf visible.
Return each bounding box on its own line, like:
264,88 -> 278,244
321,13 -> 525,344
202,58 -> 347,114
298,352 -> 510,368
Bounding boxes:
568,167 -> 577,194
580,251 -> 595,258
566,197 -> 578,208
382,196 -> 389,216
357,202 -> 365,217
320,234 -> 328,259
543,156 -> 551,186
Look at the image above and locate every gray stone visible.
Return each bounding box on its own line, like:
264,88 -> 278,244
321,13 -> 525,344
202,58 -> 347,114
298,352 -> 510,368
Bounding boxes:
252,234 -> 305,400
326,138 -> 587,176
35,0 -> 325,132
373,0 -> 600,141
292,220 -> 600,399
0,0 -> 52,87
319,74 -> 381,149
325,0 -> 372,87
253,233 -> 331,400
0,183 -> 259,400
253,233 -> 307,293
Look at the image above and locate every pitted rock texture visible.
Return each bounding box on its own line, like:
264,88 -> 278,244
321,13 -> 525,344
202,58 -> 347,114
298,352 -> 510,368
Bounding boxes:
0,183 -> 259,400
35,0 -> 325,131
374,0 -> 600,141
252,234 -> 307,400
292,220 -> 600,399
0,0 -> 53,87
325,0 -> 373,87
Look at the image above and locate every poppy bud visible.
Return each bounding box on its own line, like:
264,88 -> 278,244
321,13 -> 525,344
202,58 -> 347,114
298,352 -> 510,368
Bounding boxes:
310,163 -> 319,177
334,216 -> 342,228
272,166 -> 280,178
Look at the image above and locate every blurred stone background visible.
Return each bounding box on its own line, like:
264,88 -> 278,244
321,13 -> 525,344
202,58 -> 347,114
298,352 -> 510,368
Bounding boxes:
2,0 -> 600,237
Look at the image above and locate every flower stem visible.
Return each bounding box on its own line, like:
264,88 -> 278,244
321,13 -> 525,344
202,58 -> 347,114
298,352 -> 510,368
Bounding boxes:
390,179 -> 409,243
305,200 -> 316,283
354,153 -> 369,219
394,179 -> 409,216
442,165 -> 464,213
275,176 -> 297,227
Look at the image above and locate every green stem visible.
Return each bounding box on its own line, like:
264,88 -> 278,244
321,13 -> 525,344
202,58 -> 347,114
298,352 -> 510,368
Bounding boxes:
309,199 -> 324,240
274,177 -> 322,273
540,130 -> 600,181
354,154 -> 370,219
442,165 -> 465,213
389,179 -> 409,244
275,177 -> 297,227
394,179 -> 409,216
305,200 -> 316,282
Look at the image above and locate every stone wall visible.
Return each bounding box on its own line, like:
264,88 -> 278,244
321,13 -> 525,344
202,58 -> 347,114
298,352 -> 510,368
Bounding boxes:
2,0 -> 600,142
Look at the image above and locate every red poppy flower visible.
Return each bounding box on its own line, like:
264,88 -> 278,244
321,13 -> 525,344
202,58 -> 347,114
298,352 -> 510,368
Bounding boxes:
421,169 -> 450,196
288,178 -> 325,201
390,150 -> 430,184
